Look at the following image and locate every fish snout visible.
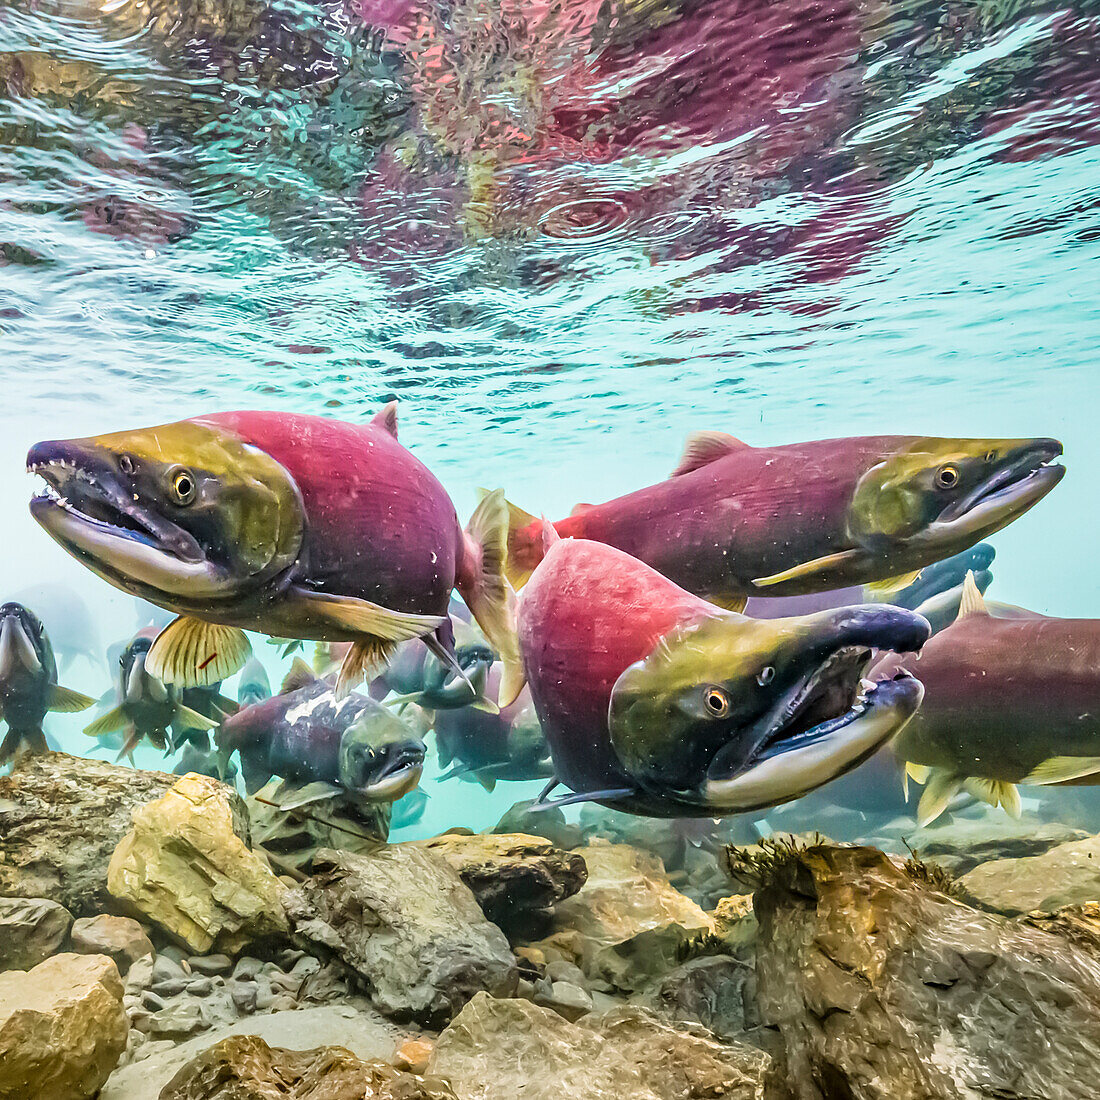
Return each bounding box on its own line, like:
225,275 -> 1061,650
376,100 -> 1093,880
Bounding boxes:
813,604 -> 931,656
0,613 -> 42,678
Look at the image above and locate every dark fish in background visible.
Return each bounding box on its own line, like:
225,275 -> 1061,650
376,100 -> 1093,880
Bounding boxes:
174,741 -> 239,783
434,665 -> 551,791
216,658 -> 426,810
875,574 -> 1100,826
515,526 -> 929,817
390,786 -> 430,830
12,582 -> 104,674
506,435 -> 1062,609
28,404 -> 520,701
169,682 -> 239,753
237,657 -> 272,708
0,602 -> 95,764
84,630 -> 217,761
744,543 -> 997,636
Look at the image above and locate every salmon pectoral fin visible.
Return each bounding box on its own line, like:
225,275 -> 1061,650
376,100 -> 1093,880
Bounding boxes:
284,587 -> 445,643
84,706 -> 130,738
461,489 -> 526,708
267,779 -> 345,811
1023,756 -> 1100,785
335,638 -> 398,700
172,704 -> 219,732
147,617 -> 252,688
705,593 -> 748,614
753,549 -> 865,588
47,684 -> 97,713
864,569 -> 924,598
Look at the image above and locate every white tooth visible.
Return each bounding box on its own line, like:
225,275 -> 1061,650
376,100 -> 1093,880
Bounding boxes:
860,678 -> 876,693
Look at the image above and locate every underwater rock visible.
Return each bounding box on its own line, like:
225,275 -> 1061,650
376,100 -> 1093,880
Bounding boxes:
710,894 -> 759,959
648,954 -> 758,1041
492,801 -> 584,850
100,1003 -> 403,1100
0,895 -> 72,971
284,847 -> 518,1027
957,833 -> 1100,915
412,832 -> 588,925
877,816 -> 1088,876
0,752 -> 175,915
428,994 -> 768,1100
522,842 -> 714,992
71,914 -> 154,973
533,978 -> 594,1021
108,773 -> 289,954
749,842 -> 1100,1099
159,1034 -> 457,1100
0,952 -> 128,1100
247,786 -> 390,873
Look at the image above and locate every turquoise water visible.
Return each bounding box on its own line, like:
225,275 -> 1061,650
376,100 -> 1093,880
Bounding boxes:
1,0 -> 1099,836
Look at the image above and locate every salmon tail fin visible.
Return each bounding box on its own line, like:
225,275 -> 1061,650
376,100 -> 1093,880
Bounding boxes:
0,726 -> 47,767
463,488 -> 526,708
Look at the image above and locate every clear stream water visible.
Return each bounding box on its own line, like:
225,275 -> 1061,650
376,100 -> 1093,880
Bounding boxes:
0,0 -> 1098,835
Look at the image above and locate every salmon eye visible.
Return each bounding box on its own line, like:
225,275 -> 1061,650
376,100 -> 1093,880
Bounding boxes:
935,464 -> 960,490
119,454 -> 135,475
168,466 -> 197,505
703,687 -> 730,717
984,451 -> 996,463
756,666 -> 775,686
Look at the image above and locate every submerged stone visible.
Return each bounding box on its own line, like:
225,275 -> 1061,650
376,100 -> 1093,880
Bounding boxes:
107,773 -> 289,954
0,895 -> 72,971
0,752 -> 175,916
752,842 -> 1100,1099
0,952 -> 128,1100
70,914 -> 154,973
284,846 -> 518,1027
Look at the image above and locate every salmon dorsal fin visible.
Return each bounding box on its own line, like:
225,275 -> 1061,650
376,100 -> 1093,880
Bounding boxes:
281,656 -> 319,694
371,400 -> 399,438
569,503 -> 595,518
671,431 -> 751,477
541,516 -> 561,551
957,570 -> 991,619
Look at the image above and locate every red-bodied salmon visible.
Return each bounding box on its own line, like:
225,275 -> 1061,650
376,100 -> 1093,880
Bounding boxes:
874,573 -> 1100,826
27,404 -> 521,702
505,433 -> 1063,608
515,525 -> 929,817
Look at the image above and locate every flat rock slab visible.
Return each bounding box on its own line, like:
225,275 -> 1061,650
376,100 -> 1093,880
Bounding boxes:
752,843 -> 1100,1099
158,1034 -> 456,1100
285,847 -> 517,1027
0,752 -> 175,916
0,952 -> 128,1100
428,994 -> 768,1100
100,1003 -> 403,1100
411,832 -> 588,923
959,833 -> 1100,915
108,773 -> 288,953
0,895 -> 72,971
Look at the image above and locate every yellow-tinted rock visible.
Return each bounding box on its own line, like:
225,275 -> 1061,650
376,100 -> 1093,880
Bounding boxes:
108,773 -> 288,953
524,842 -> 714,991
0,952 -> 127,1100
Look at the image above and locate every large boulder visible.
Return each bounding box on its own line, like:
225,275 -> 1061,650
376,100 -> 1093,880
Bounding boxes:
745,841 -> 1100,1099
158,1034 -> 456,1100
0,952 -> 128,1100
284,847 -> 518,1027
108,773 -> 289,954
0,896 -> 72,971
0,752 -> 175,915
428,994 -> 768,1100
523,842 -> 714,990
958,833 -> 1100,915
411,833 -> 588,925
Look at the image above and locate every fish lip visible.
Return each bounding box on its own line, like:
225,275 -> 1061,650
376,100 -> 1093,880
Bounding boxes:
28,441 -> 206,565
0,612 -> 42,678
936,440 -> 1064,525
359,756 -> 424,802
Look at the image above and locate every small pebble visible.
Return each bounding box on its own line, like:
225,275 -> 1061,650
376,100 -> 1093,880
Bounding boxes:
254,981 -> 275,1011
187,977 -> 214,996
125,954 -> 155,994
150,955 -> 184,985
151,978 -> 188,997
290,956 -> 321,979
232,957 -> 262,982
140,990 -> 167,1012
545,960 -> 588,987
270,993 -> 298,1012
277,949 -> 306,969
158,944 -> 188,966
229,982 -> 257,1013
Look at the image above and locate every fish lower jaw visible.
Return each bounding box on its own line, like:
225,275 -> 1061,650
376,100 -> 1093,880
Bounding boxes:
357,764 -> 424,803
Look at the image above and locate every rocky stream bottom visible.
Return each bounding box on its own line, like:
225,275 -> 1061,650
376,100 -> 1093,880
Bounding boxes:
2,752 -> 1100,1100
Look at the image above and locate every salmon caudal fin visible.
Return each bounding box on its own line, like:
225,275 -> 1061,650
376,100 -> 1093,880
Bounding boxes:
0,726 -> 47,767
498,496 -> 543,591
462,489 -> 526,708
